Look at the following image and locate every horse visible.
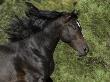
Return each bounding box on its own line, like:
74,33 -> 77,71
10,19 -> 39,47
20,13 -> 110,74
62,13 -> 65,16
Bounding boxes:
0,2 -> 89,82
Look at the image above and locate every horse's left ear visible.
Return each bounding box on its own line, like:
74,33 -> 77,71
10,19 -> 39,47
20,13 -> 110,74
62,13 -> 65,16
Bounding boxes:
63,15 -> 71,23
71,10 -> 79,19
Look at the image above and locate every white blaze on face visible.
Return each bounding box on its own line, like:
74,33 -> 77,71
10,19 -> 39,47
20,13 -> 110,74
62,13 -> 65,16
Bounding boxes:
76,21 -> 81,27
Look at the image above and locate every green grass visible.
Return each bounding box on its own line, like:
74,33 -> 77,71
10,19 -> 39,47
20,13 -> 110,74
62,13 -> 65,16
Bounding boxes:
0,0 -> 110,82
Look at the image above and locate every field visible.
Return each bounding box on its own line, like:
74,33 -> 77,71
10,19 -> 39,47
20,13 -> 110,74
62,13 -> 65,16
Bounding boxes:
0,0 -> 110,82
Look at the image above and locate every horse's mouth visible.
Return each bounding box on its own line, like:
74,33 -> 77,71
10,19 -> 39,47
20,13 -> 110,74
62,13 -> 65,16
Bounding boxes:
76,51 -> 88,57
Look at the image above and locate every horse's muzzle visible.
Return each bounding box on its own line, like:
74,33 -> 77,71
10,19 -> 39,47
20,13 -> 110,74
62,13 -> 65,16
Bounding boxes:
77,44 -> 89,57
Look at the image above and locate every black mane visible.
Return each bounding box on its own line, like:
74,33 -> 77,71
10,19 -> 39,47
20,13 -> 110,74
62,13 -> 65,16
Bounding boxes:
6,4 -> 64,42
25,2 -> 64,19
6,2 -> 78,42
7,15 -> 50,42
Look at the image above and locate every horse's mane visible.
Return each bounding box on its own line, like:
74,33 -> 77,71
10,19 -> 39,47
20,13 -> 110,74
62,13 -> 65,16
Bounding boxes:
25,2 -> 64,19
6,2 -> 65,42
6,2 -> 78,42
7,15 -> 43,41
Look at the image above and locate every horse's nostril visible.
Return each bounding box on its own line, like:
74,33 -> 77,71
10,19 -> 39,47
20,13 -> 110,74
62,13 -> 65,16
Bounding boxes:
84,48 -> 86,51
84,47 -> 88,53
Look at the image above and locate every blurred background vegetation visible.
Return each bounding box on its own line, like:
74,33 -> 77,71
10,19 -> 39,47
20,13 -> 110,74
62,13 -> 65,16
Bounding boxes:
0,0 -> 110,82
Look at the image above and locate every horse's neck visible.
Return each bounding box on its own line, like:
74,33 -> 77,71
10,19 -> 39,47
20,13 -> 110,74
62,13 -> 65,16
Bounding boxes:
28,22 -> 61,56
9,18 -> 62,57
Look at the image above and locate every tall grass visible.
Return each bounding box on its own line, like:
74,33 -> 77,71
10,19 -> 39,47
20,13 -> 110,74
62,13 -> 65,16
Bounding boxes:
0,0 -> 110,82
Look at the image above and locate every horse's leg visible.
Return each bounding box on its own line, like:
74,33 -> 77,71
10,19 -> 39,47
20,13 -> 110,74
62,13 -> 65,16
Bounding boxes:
35,77 -> 52,82
32,76 -> 45,82
14,64 -> 26,82
16,70 -> 27,82
33,76 -> 53,82
38,77 -> 45,82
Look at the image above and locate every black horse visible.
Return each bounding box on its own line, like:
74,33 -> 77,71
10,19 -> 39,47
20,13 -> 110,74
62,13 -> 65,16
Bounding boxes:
0,2 -> 89,82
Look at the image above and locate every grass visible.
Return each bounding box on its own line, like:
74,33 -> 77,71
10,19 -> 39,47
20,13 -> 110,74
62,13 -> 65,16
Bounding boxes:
0,0 -> 110,82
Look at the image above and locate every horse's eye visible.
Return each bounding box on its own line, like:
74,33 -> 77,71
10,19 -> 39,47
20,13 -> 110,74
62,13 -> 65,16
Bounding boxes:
68,24 -> 77,30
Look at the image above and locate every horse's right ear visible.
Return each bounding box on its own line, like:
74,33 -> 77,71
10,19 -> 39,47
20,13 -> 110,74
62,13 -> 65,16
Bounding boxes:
25,2 -> 39,17
71,10 -> 79,19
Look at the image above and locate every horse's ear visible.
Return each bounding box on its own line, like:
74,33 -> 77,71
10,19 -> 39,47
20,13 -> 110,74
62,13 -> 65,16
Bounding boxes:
64,15 -> 71,23
25,2 -> 39,17
71,10 -> 79,19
